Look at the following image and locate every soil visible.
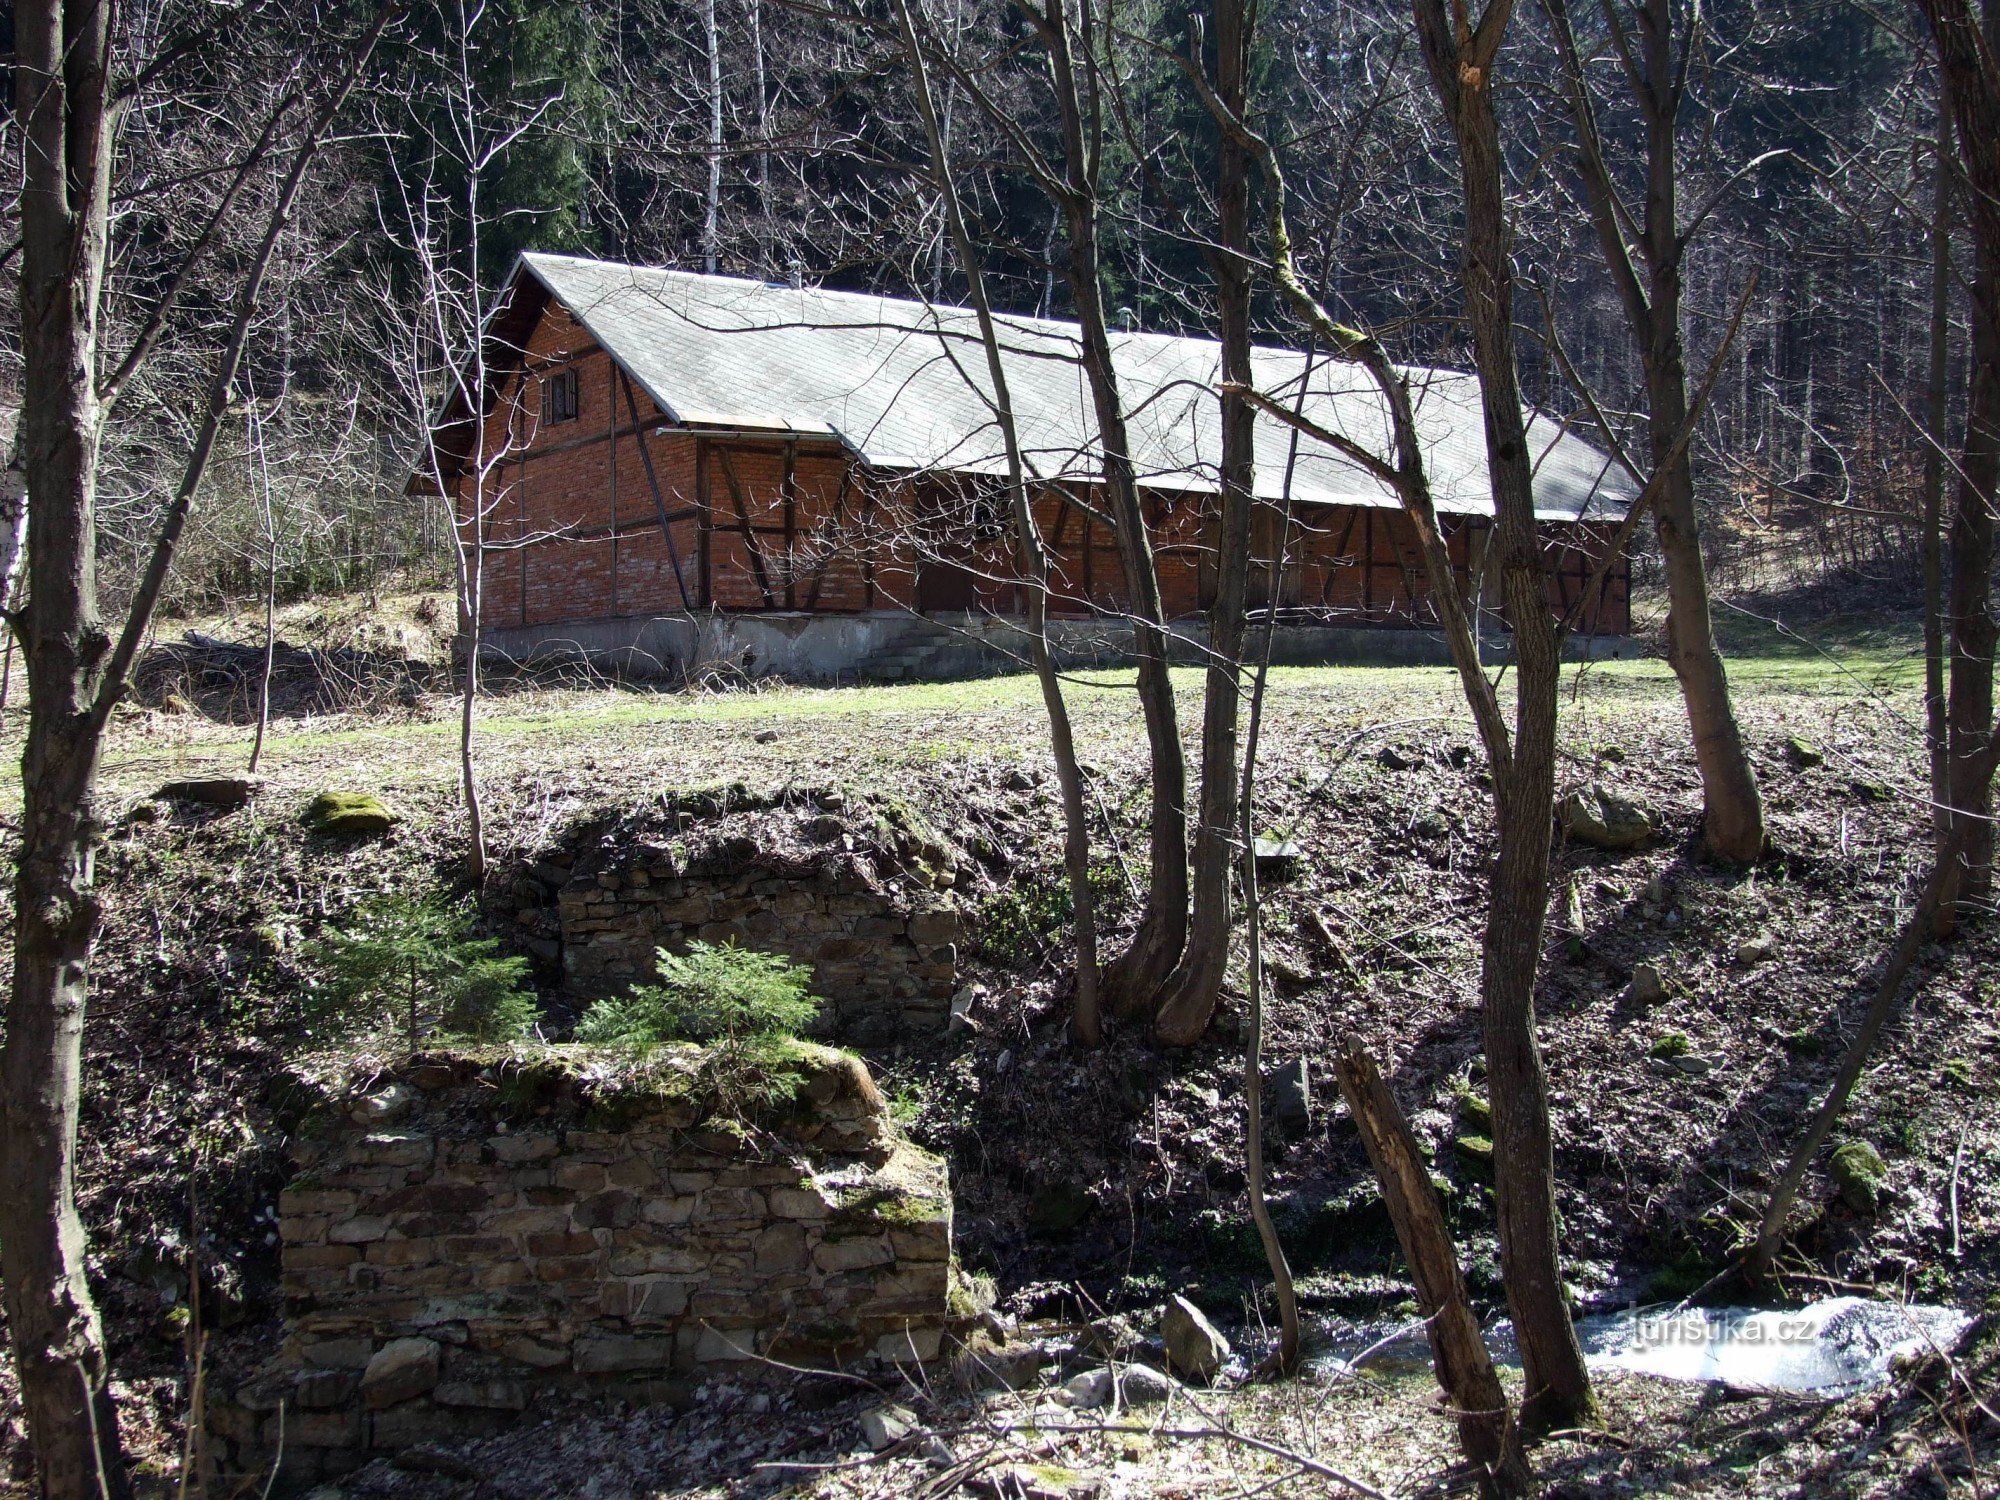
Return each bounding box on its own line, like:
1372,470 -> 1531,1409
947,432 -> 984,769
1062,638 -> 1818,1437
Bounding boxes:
0,605 -> 1994,1496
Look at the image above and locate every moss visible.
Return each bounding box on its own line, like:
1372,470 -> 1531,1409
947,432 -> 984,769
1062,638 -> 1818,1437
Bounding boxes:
834,1186 -> 948,1229
1649,1032 -> 1691,1060
1454,1089 -> 1492,1133
302,790 -> 400,837
948,1265 -> 998,1319
1830,1140 -> 1889,1213
1452,1134 -> 1495,1169
1645,1250 -> 1711,1302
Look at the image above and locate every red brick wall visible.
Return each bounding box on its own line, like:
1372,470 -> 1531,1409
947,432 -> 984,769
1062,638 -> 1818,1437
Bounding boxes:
458,302 -> 1630,635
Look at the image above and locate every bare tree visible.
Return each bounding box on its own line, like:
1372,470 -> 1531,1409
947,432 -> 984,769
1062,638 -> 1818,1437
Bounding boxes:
3,7 -> 390,1487
1407,0 -> 1599,1429
1190,0 -> 1597,1428
916,0 -> 1193,1020
1540,0 -> 1767,864
382,0 -> 568,887
893,0 -> 1103,1043
1152,0 -> 1263,1048
246,380 -> 282,771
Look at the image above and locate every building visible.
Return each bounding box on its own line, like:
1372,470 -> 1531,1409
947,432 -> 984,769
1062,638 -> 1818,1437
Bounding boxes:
421,253 -> 1636,681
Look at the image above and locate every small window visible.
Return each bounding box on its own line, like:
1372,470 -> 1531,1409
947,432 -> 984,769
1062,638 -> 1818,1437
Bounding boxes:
541,368 -> 580,426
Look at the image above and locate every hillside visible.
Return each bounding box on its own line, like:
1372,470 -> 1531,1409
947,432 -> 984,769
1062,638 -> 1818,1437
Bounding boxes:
0,606 -> 1992,1496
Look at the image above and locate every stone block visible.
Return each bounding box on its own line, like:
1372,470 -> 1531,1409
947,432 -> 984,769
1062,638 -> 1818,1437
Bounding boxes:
603,1156 -> 661,1190
696,1188 -> 766,1222
434,1378 -> 529,1411
360,1338 -> 441,1408
289,1410 -> 365,1448
328,1216 -> 389,1244
365,1238 -> 436,1268
281,1189 -> 359,1216
351,1133 -> 434,1169
889,1225 -> 951,1262
371,1183 -> 490,1215
631,1278 -> 692,1321
574,1190 -> 637,1229
498,1335 -> 572,1369
906,911 -> 959,946
573,1334 -> 676,1375
281,1215 -> 331,1245
753,1223 -> 808,1273
813,1236 -> 893,1273
285,1245 -> 361,1272
293,1368 -> 359,1410
525,1230 -> 600,1259
488,1133 -> 560,1164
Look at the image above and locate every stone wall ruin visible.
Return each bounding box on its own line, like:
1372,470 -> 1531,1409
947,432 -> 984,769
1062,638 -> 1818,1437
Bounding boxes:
210,1045 -> 956,1488
509,786 -> 980,1044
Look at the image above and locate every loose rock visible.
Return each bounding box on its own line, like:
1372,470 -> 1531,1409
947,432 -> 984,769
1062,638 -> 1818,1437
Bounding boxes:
1160,1294 -> 1231,1383
1559,785 -> 1658,851
859,1402 -> 919,1452
1063,1369 -> 1113,1410
1737,935 -> 1775,965
1116,1365 -> 1175,1404
1785,736 -> 1824,768
1629,963 -> 1667,1006
1830,1140 -> 1888,1214
304,790 -> 400,837
157,775 -> 261,809
350,1083 -> 415,1127
1271,1058 -> 1311,1126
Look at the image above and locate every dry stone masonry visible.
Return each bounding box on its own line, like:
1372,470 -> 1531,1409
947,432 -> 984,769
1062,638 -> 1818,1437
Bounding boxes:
211,1044 -> 956,1488
512,785 -> 980,1043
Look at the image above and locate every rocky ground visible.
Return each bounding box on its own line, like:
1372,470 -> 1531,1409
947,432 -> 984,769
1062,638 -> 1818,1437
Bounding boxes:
0,596 -> 1994,1496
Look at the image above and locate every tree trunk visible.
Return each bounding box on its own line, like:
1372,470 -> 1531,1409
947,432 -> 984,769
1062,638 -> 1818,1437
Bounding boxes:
1924,94 -> 1953,831
893,0 -> 1100,1043
249,393 -> 279,773
1638,0 -> 1763,866
1239,616 -> 1298,1370
1154,0 -> 1258,1047
1543,0 -> 1764,864
1332,1040 -> 1534,1497
1918,0 -> 2000,935
1650,360 -> 1764,865
1041,0 -> 1189,1018
1413,0 -> 1597,1432
6,7 -> 138,1489
703,0 -> 724,275
7,13 -> 386,1484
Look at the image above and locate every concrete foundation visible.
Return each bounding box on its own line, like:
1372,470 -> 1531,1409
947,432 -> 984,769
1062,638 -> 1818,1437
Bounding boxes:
480,609 -> 1641,684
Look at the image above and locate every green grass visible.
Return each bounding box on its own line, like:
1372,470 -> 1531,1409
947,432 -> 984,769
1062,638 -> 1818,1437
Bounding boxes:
16,612 -> 1930,824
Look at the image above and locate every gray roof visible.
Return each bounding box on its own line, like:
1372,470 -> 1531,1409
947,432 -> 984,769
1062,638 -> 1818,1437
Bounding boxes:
519,253 -> 1634,522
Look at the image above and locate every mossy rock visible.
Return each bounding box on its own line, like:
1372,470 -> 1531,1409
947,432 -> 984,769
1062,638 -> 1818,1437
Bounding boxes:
1649,1032 -> 1691,1060
1455,1089 -> 1492,1133
303,790 -> 400,837
1785,736 -> 1824,768
1451,1134 -> 1494,1171
1830,1140 -> 1888,1214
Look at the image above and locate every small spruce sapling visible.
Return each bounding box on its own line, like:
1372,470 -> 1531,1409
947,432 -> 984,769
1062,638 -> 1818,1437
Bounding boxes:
306,893 -> 539,1047
575,941 -> 822,1102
